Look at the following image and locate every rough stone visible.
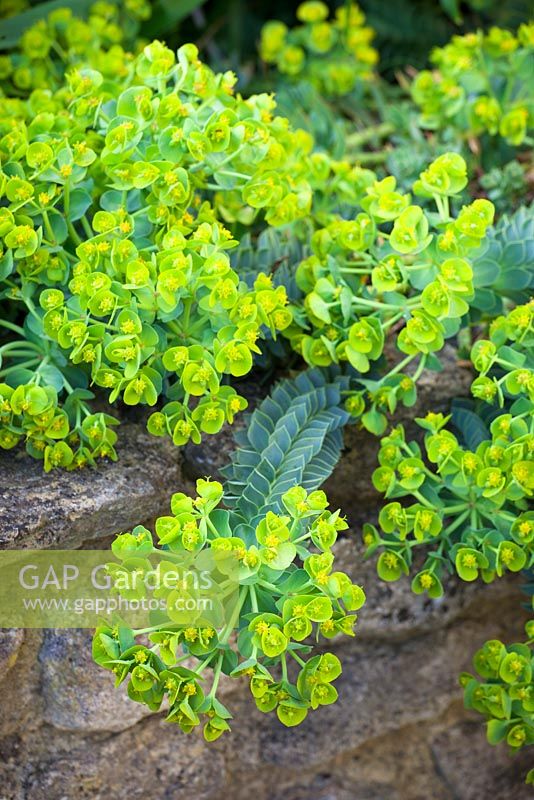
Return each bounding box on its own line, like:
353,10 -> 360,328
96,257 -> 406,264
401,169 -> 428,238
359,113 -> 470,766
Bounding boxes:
256,720 -> 457,800
0,423 -> 190,549
0,630 -> 24,681
230,600 -> 527,770
0,631 -> 43,739
328,722 -> 455,800
215,588 -> 528,800
2,581 -> 528,800
17,716 -> 227,800
39,630 -> 152,732
331,537 -> 525,641
0,735 -> 24,800
432,718 -> 533,799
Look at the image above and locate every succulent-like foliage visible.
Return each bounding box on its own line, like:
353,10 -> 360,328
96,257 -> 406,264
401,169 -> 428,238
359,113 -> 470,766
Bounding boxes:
230,226 -> 305,298
0,0 -> 532,772
0,31 -> 319,466
222,368 -> 350,535
92,364 -> 364,738
479,160 -> 531,214
461,621 -> 534,776
266,81 -> 348,158
471,204 -> 534,315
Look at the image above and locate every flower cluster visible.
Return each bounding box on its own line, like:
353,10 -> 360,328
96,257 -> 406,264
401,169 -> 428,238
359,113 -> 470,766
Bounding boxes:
470,302 -> 533,410
461,620 -> 534,780
284,153 -> 495,434
412,25 -> 534,147
259,1 -> 377,96
0,380 -> 118,469
0,35 -> 320,464
367,408 -> 532,595
367,303 -> 533,594
0,1 -> 151,95
3,0 -> 533,775
93,479 -> 365,737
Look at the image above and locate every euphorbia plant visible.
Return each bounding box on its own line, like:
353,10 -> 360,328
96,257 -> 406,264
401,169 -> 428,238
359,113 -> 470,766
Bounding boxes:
259,1 -> 378,97
0,0 -> 531,777
367,302 -> 533,596
367,410 -> 532,595
284,153 -> 495,434
94,479 -> 365,737
412,24 -> 534,153
460,620 -> 534,781
93,370 -> 365,738
0,38 -> 316,466
0,1 -> 152,96
0,21 -> 504,468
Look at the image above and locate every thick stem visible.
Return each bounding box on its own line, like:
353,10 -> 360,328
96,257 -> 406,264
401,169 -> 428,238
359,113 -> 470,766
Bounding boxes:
345,122 -> 394,149
208,652 -> 224,699
412,489 -> 434,508
249,585 -> 258,613
0,358 -> 40,377
281,653 -> 288,684
386,353 -> 416,377
0,319 -> 26,337
219,585 -> 247,643
442,509 -> 470,537
288,650 -> 306,668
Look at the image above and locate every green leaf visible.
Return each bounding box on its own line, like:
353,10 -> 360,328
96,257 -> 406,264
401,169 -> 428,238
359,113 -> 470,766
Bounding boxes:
451,404 -> 490,450
439,0 -> 462,23
222,368 -> 349,532
39,364 -> 66,393
361,406 -> 387,435
0,251 -> 13,280
486,719 -> 510,745
68,188 -> 93,221
0,0 -> 95,49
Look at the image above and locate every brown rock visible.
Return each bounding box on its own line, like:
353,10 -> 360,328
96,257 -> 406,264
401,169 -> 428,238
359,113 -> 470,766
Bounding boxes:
431,719 -> 533,800
330,537 -> 525,641
16,716 -> 227,800
234,611 -> 526,770
0,630 -> 24,681
39,630 -> 152,733
0,423 -> 190,550
0,630 -> 43,739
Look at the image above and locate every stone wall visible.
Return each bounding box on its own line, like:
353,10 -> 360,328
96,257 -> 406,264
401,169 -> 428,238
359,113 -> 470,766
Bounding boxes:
0,351 -> 530,800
